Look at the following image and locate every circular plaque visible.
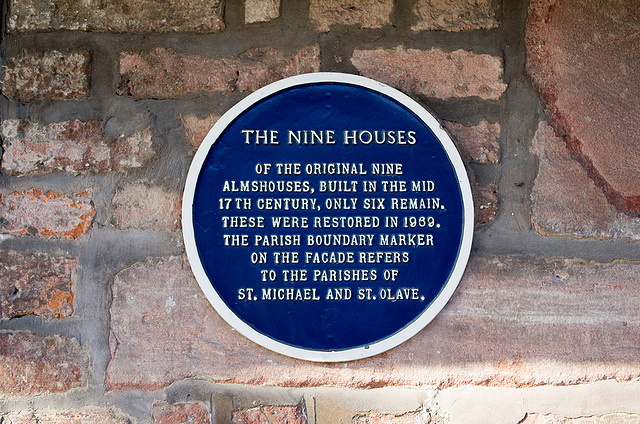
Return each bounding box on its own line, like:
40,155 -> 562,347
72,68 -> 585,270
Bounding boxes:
183,73 -> 473,362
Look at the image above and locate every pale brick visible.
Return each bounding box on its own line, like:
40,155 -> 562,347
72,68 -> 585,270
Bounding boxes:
412,0 -> 499,31
526,0 -> 640,214
531,121 -> 640,239
119,46 -> 320,99
309,0 -> 393,32
443,120 -> 500,164
6,0 -> 224,33
181,114 -> 221,148
0,250 -> 75,320
0,332 -> 88,397
111,183 -> 181,231
232,405 -> 307,424
353,409 -> 432,424
1,119 -> 154,175
1,407 -> 133,424
153,402 -> 211,424
521,413 -> 640,424
2,50 -> 90,101
351,47 -> 506,100
106,256 -> 640,390
0,189 -> 95,239
245,0 -> 281,24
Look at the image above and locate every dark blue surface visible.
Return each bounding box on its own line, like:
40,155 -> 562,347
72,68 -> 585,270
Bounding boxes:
192,82 -> 464,351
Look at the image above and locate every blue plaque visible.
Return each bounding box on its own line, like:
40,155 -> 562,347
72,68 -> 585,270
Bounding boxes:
183,73 -> 473,361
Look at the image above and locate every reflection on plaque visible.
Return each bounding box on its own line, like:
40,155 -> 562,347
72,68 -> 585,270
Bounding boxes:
183,73 -> 473,361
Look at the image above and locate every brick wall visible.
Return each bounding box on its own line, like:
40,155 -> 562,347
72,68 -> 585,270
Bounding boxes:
1,0 -> 640,423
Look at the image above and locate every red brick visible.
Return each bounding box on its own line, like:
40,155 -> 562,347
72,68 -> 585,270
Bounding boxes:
309,0 -> 393,32
531,121 -> 640,239
521,413 -> 640,424
181,114 -> 221,148
412,0 -> 499,31
1,407 -> 133,423
6,0 -> 224,33
353,409 -> 432,424
1,50 -> 89,101
474,183 -> 498,227
443,120 -> 500,164
351,48 -> 506,100
0,250 -> 75,320
118,46 -> 320,99
106,256 -> 640,390
153,402 -> 211,424
111,183 -> 181,231
0,332 -> 88,397
232,405 -> 307,424
0,189 -> 95,239
1,119 -> 154,175
245,0 -> 281,24
526,0 -> 640,214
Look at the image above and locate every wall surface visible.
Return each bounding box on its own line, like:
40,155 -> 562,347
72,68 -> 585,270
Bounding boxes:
1,0 -> 640,423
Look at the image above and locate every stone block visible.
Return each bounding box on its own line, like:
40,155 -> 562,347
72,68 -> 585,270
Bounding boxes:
309,0 -> 393,32
181,114 -> 221,148
0,250 -> 75,320
1,407 -> 133,423
351,47 -> 506,100
353,409 -> 432,424
531,121 -> 640,239
0,119 -> 154,175
232,404 -> 307,424
245,0 -> 281,23
521,413 -> 640,424
119,46 -> 320,99
6,0 -> 224,33
0,189 -> 95,239
526,0 -> 640,215
111,183 -> 181,231
412,0 -> 499,31
106,256 -> 640,390
153,402 -> 211,424
0,332 -> 89,397
2,50 -> 89,101
443,120 -> 500,164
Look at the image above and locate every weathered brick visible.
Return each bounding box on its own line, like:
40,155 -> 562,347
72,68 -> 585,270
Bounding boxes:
153,402 -> 211,424
526,0 -> 640,214
474,183 -> 498,227
111,183 -> 181,231
0,250 -> 75,320
444,120 -> 500,164
119,46 -> 320,99
351,47 -> 506,100
232,405 -> 307,424
181,114 -> 220,148
444,119 -> 500,164
531,121 -> 640,239
1,407 -> 133,424
353,409 -> 432,424
1,119 -> 154,175
521,413 -> 640,424
245,0 -> 281,24
412,0 -> 499,31
0,332 -> 88,397
2,50 -> 89,102
309,0 -> 393,32
0,189 -> 95,239
106,256 -> 640,390
6,0 -> 224,33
